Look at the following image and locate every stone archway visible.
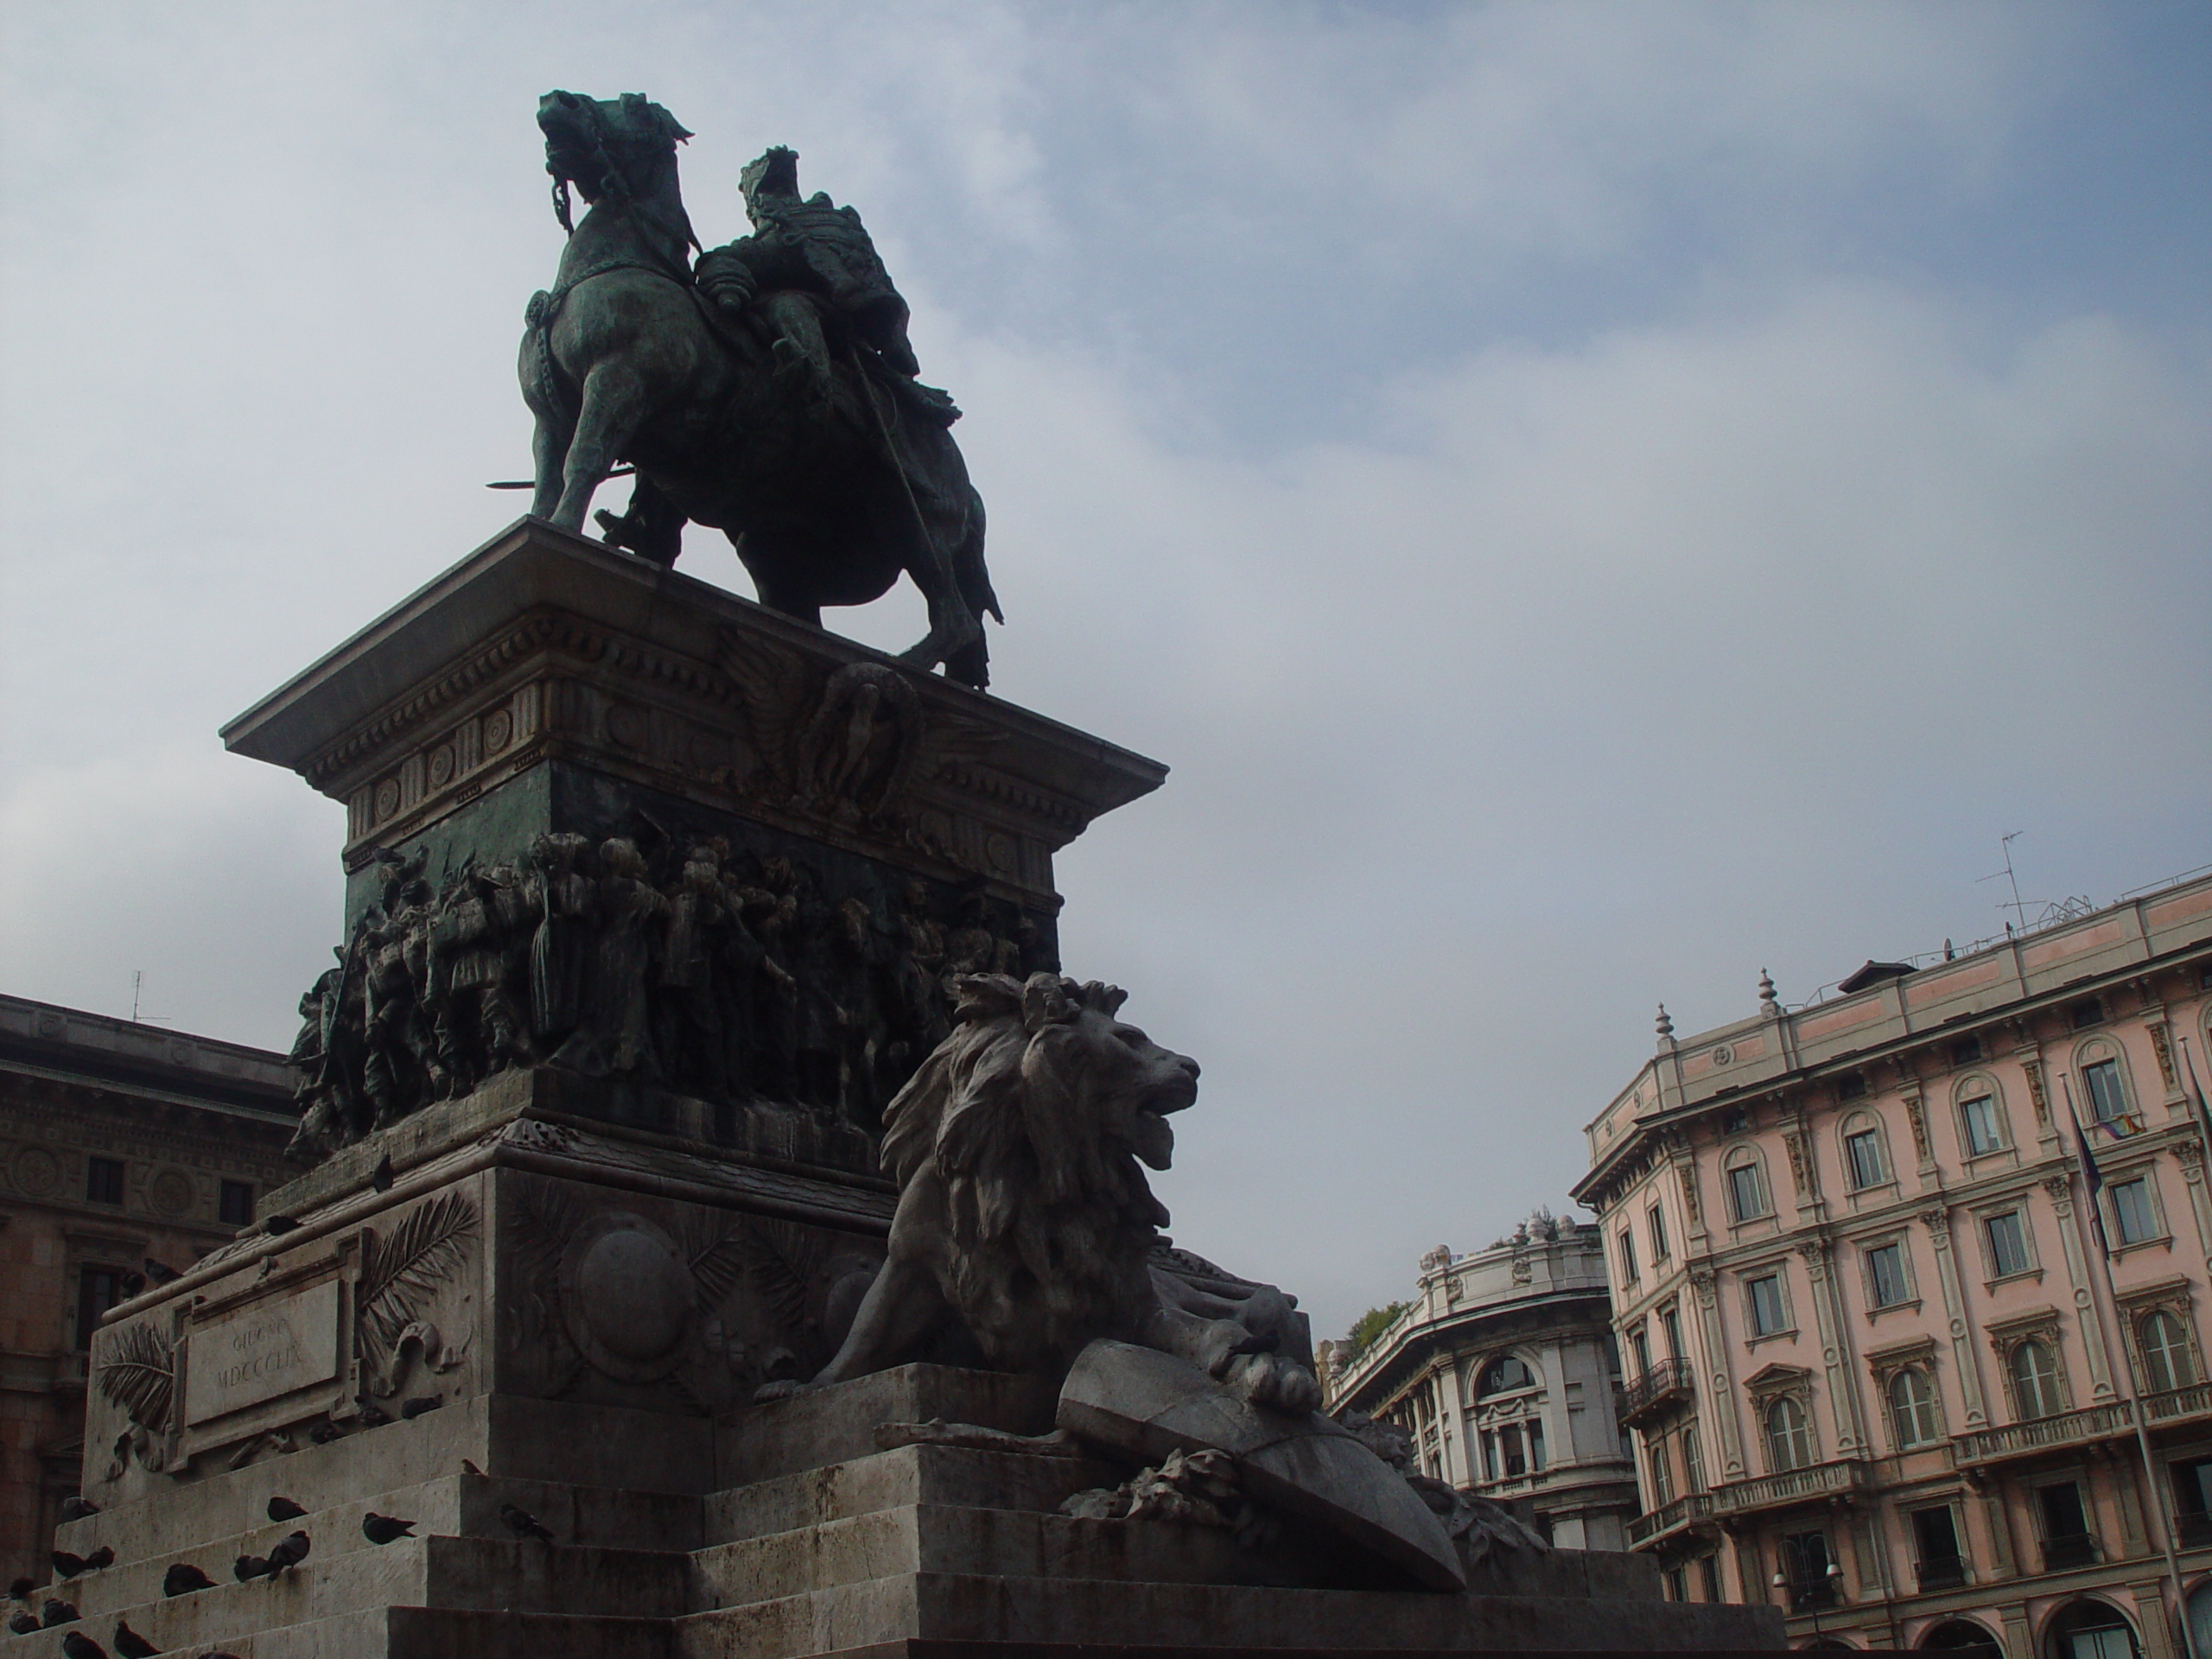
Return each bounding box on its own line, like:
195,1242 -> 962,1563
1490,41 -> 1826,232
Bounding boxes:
2044,1599 -> 2140,1659
1919,1617 -> 2003,1657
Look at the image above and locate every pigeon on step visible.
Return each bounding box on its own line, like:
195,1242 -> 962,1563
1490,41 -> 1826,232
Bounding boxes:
162,1563 -> 214,1597
51,1551 -> 86,1579
59,1631 -> 105,1659
81,1548 -> 114,1572
500,1504 -> 555,1543
8,1612 -> 37,1636
399,1395 -> 442,1420
232,1555 -> 268,1582
360,1514 -> 415,1545
266,1497 -> 307,1522
372,1153 -> 394,1192
44,1598 -> 80,1626
112,1618 -> 159,1658
307,1421 -> 345,1445
264,1532 -> 310,1573
9,1576 -> 33,1599
59,1497 -> 100,1520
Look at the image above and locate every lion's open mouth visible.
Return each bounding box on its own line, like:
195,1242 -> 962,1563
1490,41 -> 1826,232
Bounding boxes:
1130,1068 -> 1199,1170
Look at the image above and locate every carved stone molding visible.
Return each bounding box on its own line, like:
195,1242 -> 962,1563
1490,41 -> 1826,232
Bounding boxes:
1677,1162 -> 1703,1230
1903,1096 -> 1931,1166
2023,1060 -> 2052,1130
1865,1336 -> 1940,1389
2146,1020 -> 2180,1094
1783,1132 -> 1811,1198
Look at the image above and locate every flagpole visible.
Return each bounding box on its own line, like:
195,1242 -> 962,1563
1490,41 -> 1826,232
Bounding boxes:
2063,1073 -> 2199,1659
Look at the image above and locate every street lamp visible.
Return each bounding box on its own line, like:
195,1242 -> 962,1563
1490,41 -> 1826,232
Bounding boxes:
1771,1562 -> 1845,1640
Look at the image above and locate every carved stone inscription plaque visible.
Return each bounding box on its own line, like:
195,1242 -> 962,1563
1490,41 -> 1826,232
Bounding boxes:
185,1279 -> 342,1424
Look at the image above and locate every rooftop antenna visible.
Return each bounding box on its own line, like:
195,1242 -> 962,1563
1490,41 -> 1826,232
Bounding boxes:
129,971 -> 170,1025
1977,831 -> 2033,937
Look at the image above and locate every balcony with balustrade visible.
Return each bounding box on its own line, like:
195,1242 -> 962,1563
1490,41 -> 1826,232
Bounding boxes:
1619,1357 -> 1694,1429
1627,1491 -> 1713,1548
1947,1385 -> 2212,1471
1708,1457 -> 1872,1516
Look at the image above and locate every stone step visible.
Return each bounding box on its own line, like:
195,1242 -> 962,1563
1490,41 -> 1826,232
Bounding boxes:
672,1568 -> 1779,1658
255,1604 -> 672,1659
8,1535 -> 690,1656
704,1443 -> 1116,1543
693,1503 -> 1329,1609
715,1365 -> 1058,1486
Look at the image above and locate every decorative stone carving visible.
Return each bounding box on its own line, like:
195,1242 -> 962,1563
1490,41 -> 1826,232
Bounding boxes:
1677,1160 -> 1703,1230
356,1192 -> 478,1398
2023,1059 -> 2051,1129
1902,1095 -> 1930,1166
1783,1132 -> 1811,1198
559,1211 -> 705,1384
97,1322 -> 176,1436
2147,1020 -> 2180,1094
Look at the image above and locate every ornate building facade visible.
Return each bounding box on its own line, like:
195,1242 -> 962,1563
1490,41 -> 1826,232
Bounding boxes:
1573,868 -> 2212,1657
0,994 -> 297,1587
1320,1210 -> 1640,1551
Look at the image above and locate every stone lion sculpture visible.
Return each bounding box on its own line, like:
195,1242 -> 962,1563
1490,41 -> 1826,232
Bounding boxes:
769,971 -> 1322,1413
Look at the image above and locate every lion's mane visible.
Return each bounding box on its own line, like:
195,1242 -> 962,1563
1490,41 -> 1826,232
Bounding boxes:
879,973 -> 1170,1376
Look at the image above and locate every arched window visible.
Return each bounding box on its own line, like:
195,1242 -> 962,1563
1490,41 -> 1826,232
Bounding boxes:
1919,1618 -> 2002,1655
1723,1147 -> 1771,1223
1681,1422 -> 1705,1493
2009,1339 -> 2063,1421
1764,1395 -> 1814,1471
1887,1367 -> 1941,1448
2138,1310 -> 2194,1394
1840,1114 -> 1890,1190
1954,1078 -> 2008,1159
1645,1433 -> 1674,1506
2075,1041 -> 2138,1133
2047,1599 -> 2140,1659
1477,1355 -> 1535,1398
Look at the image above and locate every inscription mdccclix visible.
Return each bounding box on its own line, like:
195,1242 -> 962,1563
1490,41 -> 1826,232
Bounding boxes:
183,1279 -> 342,1425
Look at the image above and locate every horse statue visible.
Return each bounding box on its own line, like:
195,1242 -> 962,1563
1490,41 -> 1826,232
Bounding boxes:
519,91 -> 999,688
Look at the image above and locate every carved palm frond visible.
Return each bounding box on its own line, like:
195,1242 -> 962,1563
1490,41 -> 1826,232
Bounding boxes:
688,1232 -> 751,1317
98,1323 -> 175,1433
359,1193 -> 478,1379
512,1182 -> 585,1297
740,1218 -> 822,1335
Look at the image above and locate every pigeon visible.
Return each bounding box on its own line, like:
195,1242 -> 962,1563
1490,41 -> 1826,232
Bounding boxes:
59,1631 -> 105,1659
9,1576 -> 34,1599
499,1504 -> 555,1543
8,1612 -> 38,1636
44,1598 -> 80,1626
307,1421 -> 344,1445
264,1532 -> 309,1573
51,1551 -> 86,1579
360,1513 -> 415,1546
262,1216 -> 300,1235
142,1258 -> 180,1286
81,1548 -> 114,1573
353,1402 -> 391,1428
399,1395 -> 442,1420
232,1555 -> 268,1582
162,1563 -> 215,1597
112,1618 -> 158,1659
58,1496 -> 100,1521
266,1497 -> 307,1522
372,1153 -> 394,1192
460,1460 -> 484,1478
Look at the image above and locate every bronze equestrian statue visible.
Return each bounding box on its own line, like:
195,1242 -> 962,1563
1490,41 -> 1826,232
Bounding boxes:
521,91 -> 999,688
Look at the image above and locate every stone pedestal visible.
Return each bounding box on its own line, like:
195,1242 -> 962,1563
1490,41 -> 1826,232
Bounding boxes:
27,521 -> 1786,1656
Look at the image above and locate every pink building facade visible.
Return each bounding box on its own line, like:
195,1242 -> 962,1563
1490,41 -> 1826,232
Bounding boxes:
1573,869 -> 2212,1657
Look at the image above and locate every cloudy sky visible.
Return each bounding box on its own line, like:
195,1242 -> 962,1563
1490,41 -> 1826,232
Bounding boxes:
3,3 -> 2207,1338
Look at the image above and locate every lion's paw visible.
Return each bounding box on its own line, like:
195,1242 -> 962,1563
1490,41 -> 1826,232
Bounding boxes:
1225,1352 -> 1324,1416
751,1379 -> 807,1404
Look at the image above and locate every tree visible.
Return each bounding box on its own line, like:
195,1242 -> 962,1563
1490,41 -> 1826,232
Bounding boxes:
1346,1300 -> 1409,1357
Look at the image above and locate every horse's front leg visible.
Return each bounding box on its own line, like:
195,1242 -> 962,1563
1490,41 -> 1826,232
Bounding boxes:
551,363 -> 652,533
529,409 -> 572,520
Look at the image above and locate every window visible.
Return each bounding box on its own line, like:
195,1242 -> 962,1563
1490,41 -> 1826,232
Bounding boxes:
1779,1529 -> 1835,1608
1984,1210 -> 2032,1278
1888,1367 -> 1941,1447
2071,997 -> 2105,1031
1726,1154 -> 1770,1223
1479,1430 -> 1497,1481
1629,1326 -> 1652,1376
1912,1506 -> 1965,1590
1648,1204 -> 1670,1264
1618,1229 -> 1638,1284
1526,1416 -> 1545,1471
1959,1093 -> 2004,1156
1866,1242 -> 1910,1308
1719,1106 -> 1751,1135
1843,1126 -> 1886,1190
1477,1355 -> 1534,1397
1746,1272 -> 1789,1336
86,1156 -> 124,1205
219,1179 -> 254,1227
2109,1176 -> 2158,1245
2010,1339 -> 2063,1420
1645,1433 -> 1673,1503
1699,1554 -> 1721,1601
1681,1423 -> 1706,1493
1663,1563 -> 1687,1603
1764,1395 -> 1814,1471
2082,1058 -> 2129,1126
75,1266 -> 127,1351
2036,1482 -> 2095,1570
1836,1072 -> 1867,1102
1500,1423 -> 1528,1478
1948,1035 -> 1985,1066
1661,1306 -> 1683,1360
2139,1310 -> 2194,1393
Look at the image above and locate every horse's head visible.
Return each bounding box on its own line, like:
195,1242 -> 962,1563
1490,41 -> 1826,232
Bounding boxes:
538,91 -> 693,226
